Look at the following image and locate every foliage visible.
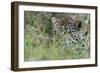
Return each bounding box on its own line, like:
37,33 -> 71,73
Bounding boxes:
24,11 -> 90,61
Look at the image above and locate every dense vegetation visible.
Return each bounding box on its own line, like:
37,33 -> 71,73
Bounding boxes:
24,11 -> 90,61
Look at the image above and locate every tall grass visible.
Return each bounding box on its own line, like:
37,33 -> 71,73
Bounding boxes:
24,11 -> 90,61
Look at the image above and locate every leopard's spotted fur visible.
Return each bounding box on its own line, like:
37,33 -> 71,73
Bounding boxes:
51,15 -> 90,53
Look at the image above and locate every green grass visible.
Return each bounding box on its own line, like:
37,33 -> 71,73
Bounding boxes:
24,11 -> 90,61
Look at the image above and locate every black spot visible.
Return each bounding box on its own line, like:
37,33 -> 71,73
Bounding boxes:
84,31 -> 88,36
82,45 -> 85,47
54,31 -> 56,33
72,41 -> 74,44
71,30 -> 75,32
77,21 -> 82,28
64,31 -> 66,34
83,39 -> 85,41
76,39 -> 78,41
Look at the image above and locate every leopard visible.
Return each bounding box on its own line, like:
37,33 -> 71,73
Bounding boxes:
51,15 -> 90,58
